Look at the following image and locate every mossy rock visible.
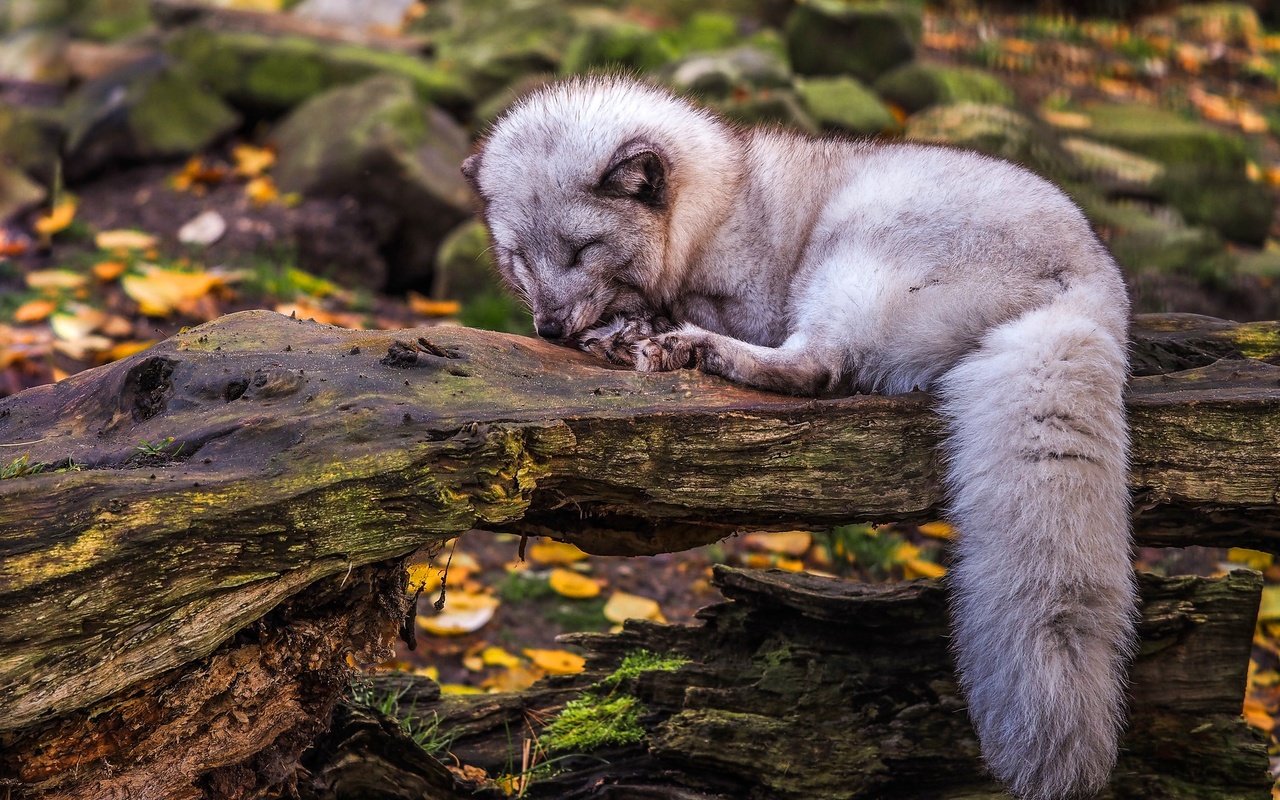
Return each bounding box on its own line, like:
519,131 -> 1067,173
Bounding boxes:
796,76 -> 895,135
664,46 -> 792,100
272,74 -> 471,291
1083,196 -> 1226,276
712,88 -> 818,134
873,63 -> 1012,113
63,58 -> 240,180
784,0 -> 920,83
904,102 -> 1033,162
559,16 -> 677,75
430,2 -> 573,105
166,27 -> 471,115
0,163 -> 44,223
1083,103 -> 1248,175
1157,174 -> 1275,246
0,103 -> 63,182
1175,3 -> 1261,48
1,0 -> 73,32
1061,136 -> 1164,192
68,0 -> 151,42
0,28 -> 70,84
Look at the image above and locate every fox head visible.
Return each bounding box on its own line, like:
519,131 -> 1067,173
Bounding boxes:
461,76 -> 737,342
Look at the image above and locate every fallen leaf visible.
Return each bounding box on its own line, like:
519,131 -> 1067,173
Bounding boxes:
524,648 -> 586,675
13,299 -> 56,323
775,557 -> 805,572
418,591 -> 499,636
96,229 -> 158,251
1040,110 -> 1092,129
26,270 -> 88,291
103,340 -> 154,362
50,306 -> 106,341
439,683 -> 485,695
232,143 -> 276,177
1244,695 -> 1273,731
743,531 -> 811,556
603,591 -> 665,624
903,558 -> 947,580
407,562 -> 442,593
0,228 -> 30,257
1228,548 -> 1273,570
246,176 -> 280,206
918,521 -> 954,539
481,646 -> 522,668
481,662 -> 543,692
528,539 -> 588,566
178,210 -> 227,246
172,156 -> 228,192
34,198 -> 77,243
1260,586 -> 1280,622
122,266 -> 223,317
408,291 -> 462,317
549,567 -> 601,599
92,260 -> 127,282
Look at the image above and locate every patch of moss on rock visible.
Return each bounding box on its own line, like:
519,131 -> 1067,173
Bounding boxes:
796,76 -> 895,135
540,693 -> 646,753
785,0 -> 920,83
873,63 -> 1012,113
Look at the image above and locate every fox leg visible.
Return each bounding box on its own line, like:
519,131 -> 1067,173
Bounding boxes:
635,325 -> 842,396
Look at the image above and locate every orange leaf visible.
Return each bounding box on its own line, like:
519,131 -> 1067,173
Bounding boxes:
603,591 -> 664,624
246,176 -> 279,206
13,299 -> 56,323
103,340 -> 155,362
524,648 -> 586,675
34,198 -> 77,242
93,260 -> 127,282
232,144 -> 276,178
527,539 -> 588,566
549,568 -> 601,599
743,531 -> 812,556
407,291 -> 462,317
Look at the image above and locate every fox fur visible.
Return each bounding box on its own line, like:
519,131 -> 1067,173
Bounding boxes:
462,75 -> 1137,800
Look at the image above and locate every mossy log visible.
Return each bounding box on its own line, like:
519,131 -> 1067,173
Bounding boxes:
305,566 -> 1269,800
1,309 -> 1277,797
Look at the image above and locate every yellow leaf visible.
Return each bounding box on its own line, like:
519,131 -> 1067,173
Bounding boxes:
407,291 -> 462,317
103,340 -> 155,362
232,143 -> 276,177
481,646 -> 521,668
49,306 -> 106,341
918,521 -> 954,539
95,229 -> 158,251
603,591 -> 664,624
440,683 -> 485,695
549,567 -> 601,599
413,665 -> 440,681
418,591 -> 499,636
743,552 -> 772,569
775,557 -> 805,572
743,531 -> 811,556
93,260 -> 127,282
13,299 -> 56,323
527,539 -> 588,566
1039,110 -> 1092,130
481,662 -> 542,692
903,558 -> 947,580
34,198 -> 76,242
893,541 -> 921,563
524,648 -> 585,675
1228,548 -> 1273,570
407,562 -> 442,593
1260,586 -> 1280,622
246,176 -> 279,206
1243,695 -> 1273,731
122,266 -> 222,317
26,269 -> 88,291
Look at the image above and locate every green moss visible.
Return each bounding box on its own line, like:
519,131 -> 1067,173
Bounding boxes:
560,21 -> 678,75
128,69 -> 240,157
497,570 -> 554,602
245,52 -> 326,110
1084,103 -> 1248,174
1232,325 -> 1280,360
873,63 -> 1013,113
540,693 -> 646,753
796,76 -> 895,135
602,649 -> 690,687
785,0 -> 920,82
547,597 -> 608,631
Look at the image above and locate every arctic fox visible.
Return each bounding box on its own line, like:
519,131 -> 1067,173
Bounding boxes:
462,76 -> 1137,800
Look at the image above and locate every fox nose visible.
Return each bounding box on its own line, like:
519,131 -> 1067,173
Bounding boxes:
536,318 -> 565,340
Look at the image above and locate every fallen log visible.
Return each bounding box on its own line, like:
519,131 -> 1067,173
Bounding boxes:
0,310 -> 1276,797
305,566 -> 1269,800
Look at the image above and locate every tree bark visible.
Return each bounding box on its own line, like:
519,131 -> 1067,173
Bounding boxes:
303,566 -> 1269,800
0,310 -> 1276,797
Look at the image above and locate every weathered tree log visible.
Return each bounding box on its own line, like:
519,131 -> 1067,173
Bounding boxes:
0,310 -> 1276,797
305,566 -> 1269,800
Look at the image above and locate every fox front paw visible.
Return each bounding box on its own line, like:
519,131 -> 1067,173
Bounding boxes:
576,316 -> 667,367
634,330 -> 709,372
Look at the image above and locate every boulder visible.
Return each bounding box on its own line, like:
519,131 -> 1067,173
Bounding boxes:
713,88 -> 818,133
68,0 -> 152,42
665,46 -> 792,99
904,102 -> 1033,162
784,0 -> 920,83
559,14 -> 676,75
1083,196 -> 1226,276
62,57 -> 240,180
873,63 -> 1012,113
166,27 -> 469,116
1084,103 -> 1272,244
0,163 -> 44,223
272,74 -> 472,292
796,75 -> 895,135
1175,3 -> 1261,48
0,103 -> 64,182
1061,136 -> 1164,194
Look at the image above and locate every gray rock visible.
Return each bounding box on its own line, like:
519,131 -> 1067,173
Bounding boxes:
0,163 -> 45,223
904,102 -> 1033,162
665,46 -> 792,99
272,74 -> 472,292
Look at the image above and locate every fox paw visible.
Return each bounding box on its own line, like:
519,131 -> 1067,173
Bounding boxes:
577,316 -> 671,367
634,329 -> 712,373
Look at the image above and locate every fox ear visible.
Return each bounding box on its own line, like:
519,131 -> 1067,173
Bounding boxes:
597,140 -> 667,208
461,152 -> 483,192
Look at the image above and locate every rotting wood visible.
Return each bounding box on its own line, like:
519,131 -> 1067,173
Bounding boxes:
0,309 -> 1276,797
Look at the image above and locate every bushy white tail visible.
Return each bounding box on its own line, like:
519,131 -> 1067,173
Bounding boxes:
936,291 -> 1137,800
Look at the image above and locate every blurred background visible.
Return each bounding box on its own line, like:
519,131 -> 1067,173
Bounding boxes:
3,0 -> 1280,783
